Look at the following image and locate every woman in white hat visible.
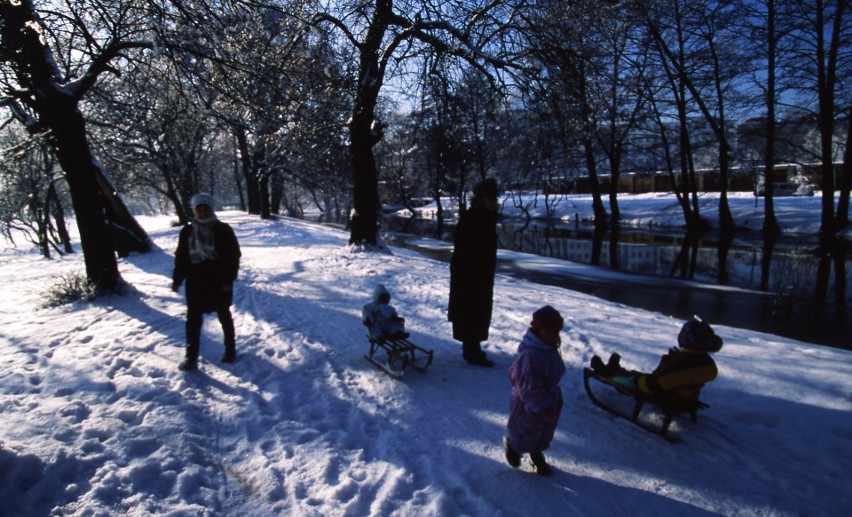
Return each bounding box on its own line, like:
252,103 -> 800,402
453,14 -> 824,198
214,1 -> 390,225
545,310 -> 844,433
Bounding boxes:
172,193 -> 241,371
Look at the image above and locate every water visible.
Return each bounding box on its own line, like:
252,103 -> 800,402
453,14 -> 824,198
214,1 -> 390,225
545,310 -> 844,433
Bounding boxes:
375,215 -> 852,350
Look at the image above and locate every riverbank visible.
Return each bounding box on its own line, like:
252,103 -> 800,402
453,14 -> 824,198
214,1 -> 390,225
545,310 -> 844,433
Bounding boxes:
397,191 -> 851,239
378,191 -> 851,349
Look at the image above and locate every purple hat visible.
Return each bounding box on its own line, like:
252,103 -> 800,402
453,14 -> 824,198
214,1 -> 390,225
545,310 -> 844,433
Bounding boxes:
531,305 -> 564,331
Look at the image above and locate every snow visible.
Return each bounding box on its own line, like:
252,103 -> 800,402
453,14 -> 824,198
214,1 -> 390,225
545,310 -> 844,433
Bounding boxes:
408,191 -> 849,238
1,193 -> 851,516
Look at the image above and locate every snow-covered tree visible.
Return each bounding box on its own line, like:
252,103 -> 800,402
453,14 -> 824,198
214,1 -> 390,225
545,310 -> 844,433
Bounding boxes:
0,0 -> 154,291
313,0 -> 529,245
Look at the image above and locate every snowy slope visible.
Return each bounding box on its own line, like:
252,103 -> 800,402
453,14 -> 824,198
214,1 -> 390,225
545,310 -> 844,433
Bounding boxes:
1,209 -> 851,516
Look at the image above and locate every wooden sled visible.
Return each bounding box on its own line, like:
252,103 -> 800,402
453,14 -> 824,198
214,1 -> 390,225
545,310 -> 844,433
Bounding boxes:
363,325 -> 433,378
583,367 -> 709,441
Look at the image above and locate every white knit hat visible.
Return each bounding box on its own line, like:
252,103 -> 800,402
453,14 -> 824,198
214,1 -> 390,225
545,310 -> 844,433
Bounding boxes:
190,193 -> 215,211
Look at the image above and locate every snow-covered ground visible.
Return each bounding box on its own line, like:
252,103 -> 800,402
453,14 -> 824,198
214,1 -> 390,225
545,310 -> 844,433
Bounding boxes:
1,193 -> 850,516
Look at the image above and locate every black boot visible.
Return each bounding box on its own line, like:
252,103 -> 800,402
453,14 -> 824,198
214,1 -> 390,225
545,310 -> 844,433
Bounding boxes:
179,358 -> 198,371
468,353 -> 494,367
503,436 -> 521,467
181,340 -> 199,371
462,341 -> 479,362
607,353 -> 622,372
529,451 -> 552,477
463,342 -> 494,367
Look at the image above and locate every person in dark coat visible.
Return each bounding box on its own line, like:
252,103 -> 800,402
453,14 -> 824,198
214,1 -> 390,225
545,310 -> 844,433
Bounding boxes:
448,178 -> 499,367
172,193 -> 241,371
503,306 -> 566,477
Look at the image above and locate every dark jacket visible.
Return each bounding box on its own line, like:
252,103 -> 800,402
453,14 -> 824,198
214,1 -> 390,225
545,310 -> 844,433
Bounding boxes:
637,348 -> 718,400
173,221 -> 241,313
448,202 -> 498,342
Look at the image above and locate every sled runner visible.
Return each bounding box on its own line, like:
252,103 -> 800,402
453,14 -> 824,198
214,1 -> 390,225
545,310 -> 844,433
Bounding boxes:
583,367 -> 709,441
363,323 -> 433,378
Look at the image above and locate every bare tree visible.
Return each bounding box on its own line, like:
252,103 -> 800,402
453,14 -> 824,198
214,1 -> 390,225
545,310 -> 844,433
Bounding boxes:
641,0 -> 750,235
738,0 -> 791,236
0,129 -> 71,257
786,0 -> 849,239
594,18 -> 652,232
523,0 -> 611,231
313,0 -> 528,245
782,0 -> 850,304
1,0 -> 153,291
838,113 -> 852,228
92,56 -> 220,224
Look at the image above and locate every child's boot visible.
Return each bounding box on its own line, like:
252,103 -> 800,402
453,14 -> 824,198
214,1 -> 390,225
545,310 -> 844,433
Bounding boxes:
529,451 -> 552,477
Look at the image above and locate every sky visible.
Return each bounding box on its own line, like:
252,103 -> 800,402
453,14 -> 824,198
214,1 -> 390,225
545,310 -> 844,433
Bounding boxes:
1,192 -> 850,516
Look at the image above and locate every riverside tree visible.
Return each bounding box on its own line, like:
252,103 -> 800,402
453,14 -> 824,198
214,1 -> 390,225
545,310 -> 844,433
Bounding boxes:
313,0 -> 529,246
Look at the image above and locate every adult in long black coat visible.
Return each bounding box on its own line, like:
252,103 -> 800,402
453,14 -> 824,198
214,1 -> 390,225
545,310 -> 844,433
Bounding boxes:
448,178 -> 499,367
172,193 -> 241,371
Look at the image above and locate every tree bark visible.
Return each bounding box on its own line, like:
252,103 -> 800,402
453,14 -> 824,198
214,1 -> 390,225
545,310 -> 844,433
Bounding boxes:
346,2 -> 390,245
814,0 -> 844,239
762,0 -> 781,236
835,113 -> 851,229
234,127 -> 261,214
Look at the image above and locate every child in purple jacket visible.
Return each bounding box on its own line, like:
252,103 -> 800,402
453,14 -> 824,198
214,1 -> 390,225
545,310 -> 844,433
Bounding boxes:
503,305 -> 566,476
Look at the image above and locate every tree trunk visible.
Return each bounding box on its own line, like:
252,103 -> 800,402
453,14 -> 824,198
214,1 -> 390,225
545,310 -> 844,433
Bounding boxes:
235,127 -> 261,214
718,142 -> 735,235
608,225 -> 620,270
835,114 -> 851,229
834,238 -> 847,308
347,39 -> 387,242
47,109 -> 124,289
583,136 -> 608,231
233,141 -> 246,212
349,125 -> 381,244
345,0 -> 396,245
608,147 -> 622,231
260,174 -> 272,219
2,0 -> 150,291
48,180 -> 73,254
814,0 -> 843,239
763,0 -> 781,236
759,230 -> 778,291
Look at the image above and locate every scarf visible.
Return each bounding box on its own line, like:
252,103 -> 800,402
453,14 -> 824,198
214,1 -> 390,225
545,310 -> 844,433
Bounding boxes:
188,215 -> 219,264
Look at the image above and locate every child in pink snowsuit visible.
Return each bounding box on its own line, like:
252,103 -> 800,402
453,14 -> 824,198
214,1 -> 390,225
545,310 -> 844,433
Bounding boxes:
503,305 -> 565,476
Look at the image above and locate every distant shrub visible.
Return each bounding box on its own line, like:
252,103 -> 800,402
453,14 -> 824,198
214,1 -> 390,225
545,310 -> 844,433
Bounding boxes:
41,272 -> 97,308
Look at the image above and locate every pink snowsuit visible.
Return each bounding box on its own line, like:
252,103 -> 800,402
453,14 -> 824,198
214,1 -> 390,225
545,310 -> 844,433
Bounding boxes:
507,328 -> 565,453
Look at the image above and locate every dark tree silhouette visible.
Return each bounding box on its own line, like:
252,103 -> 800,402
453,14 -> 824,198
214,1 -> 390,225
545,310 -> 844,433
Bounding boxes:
1,0 -> 151,291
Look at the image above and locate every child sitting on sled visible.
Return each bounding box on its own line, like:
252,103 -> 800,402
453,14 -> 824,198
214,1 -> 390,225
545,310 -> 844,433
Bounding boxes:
590,317 -> 723,402
362,284 -> 409,341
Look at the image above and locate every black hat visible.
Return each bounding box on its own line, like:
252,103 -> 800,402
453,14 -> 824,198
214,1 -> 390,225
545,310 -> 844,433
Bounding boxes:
678,318 -> 723,352
473,178 -> 499,199
531,305 -> 564,331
